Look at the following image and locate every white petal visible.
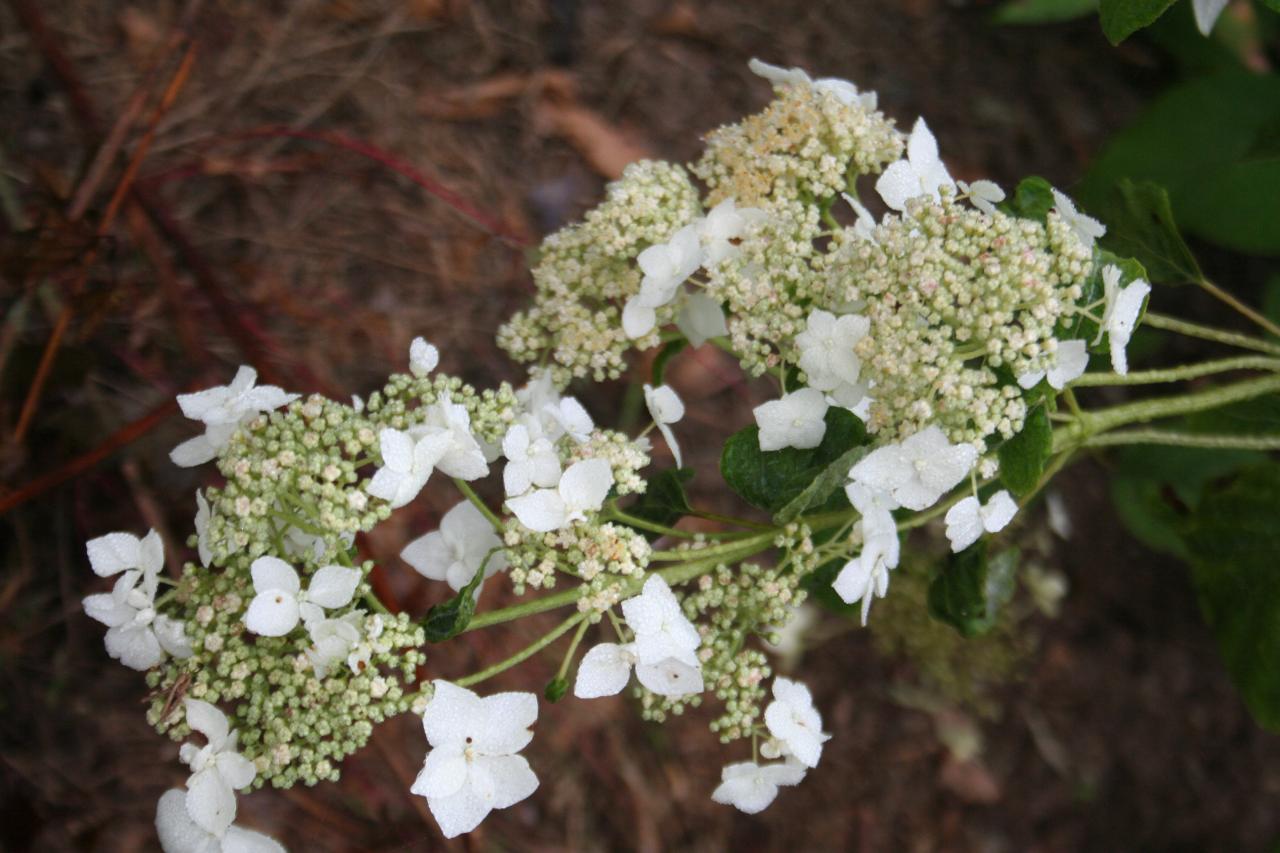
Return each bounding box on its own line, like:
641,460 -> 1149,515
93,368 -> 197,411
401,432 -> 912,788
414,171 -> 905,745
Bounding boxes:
554,398 -> 594,442
1047,339 -> 1089,389
185,698 -> 231,747
244,591 -> 301,637
635,658 -> 704,697
657,422 -> 683,469
411,743 -> 469,799
185,767 -> 236,836
426,784 -> 492,839
559,458 -> 614,516
945,497 -> 985,552
217,752 -> 257,791
481,754 -> 539,809
622,298 -> 657,339
504,460 -> 533,497
643,384 -> 685,425
676,292 -> 728,346
712,763 -> 780,814
476,691 -> 538,754
422,680 -> 483,747
307,565 -> 360,609
170,434 -> 217,468
1193,0 -> 1230,35
378,428 -> 415,473
83,592 -> 134,627
501,423 -> 530,461
832,556 -> 873,606
875,160 -> 921,212
221,826 -> 286,853
105,623 -> 164,670
574,643 -> 634,698
410,336 -> 440,377
401,531 -> 453,582
155,615 -> 194,659
86,532 -> 142,577
250,557 -> 299,596
155,789 -> 218,853
981,490 -> 1018,534
366,467 -> 408,507
507,488 -> 568,532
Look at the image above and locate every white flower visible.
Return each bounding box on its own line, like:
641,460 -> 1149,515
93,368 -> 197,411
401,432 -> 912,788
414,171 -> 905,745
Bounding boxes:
849,425 -> 978,511
875,118 -> 954,212
1017,339 -> 1089,390
304,612 -> 363,678
410,336 -> 440,377
243,557 -> 359,637
170,366 -> 298,467
82,529 -> 190,670
1193,0 -> 1230,34
623,225 -> 703,338
643,384 -> 686,468
747,58 -> 877,108
421,394 -> 490,480
763,677 -> 830,768
845,481 -> 899,540
711,760 -> 806,814
573,641 -> 704,698
944,489 -> 1019,552
542,397 -> 594,444
1051,188 -> 1105,249
178,699 -> 256,836
500,423 -> 562,497
346,614 -> 390,675
753,388 -> 829,452
675,291 -> 728,346
194,491 -> 213,567
506,457 -> 614,532
1094,264 -> 1150,375
697,198 -> 765,266
401,501 -> 507,593
795,309 -> 869,399
410,681 -> 539,839
620,575 -> 701,668
958,179 -> 1005,215
366,427 -> 451,509
832,530 -> 897,626
155,788 -> 284,853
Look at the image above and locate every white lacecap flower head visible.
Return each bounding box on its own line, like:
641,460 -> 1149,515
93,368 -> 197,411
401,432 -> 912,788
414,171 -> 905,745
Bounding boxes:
501,422 -> 562,497
401,500 -> 507,593
621,574 -> 701,669
711,760 -> 806,814
753,388 -> 829,452
409,336 -> 440,377
243,557 -> 359,637
422,394 -> 490,481
506,457 -> 614,532
643,383 -> 686,468
544,397 -> 594,444
848,425 -> 978,512
82,529 -> 189,670
763,677 -> 831,768
573,640 -> 703,699
411,680 -> 539,839
795,309 -> 869,398
86,528 -> 164,580
875,117 -> 954,212
366,427 -> 451,509
944,489 -> 1018,552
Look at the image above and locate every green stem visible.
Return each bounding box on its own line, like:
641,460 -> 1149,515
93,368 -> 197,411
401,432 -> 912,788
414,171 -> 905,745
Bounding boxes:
1070,356 -> 1280,387
1197,278 -> 1280,340
455,613 -> 586,688
454,479 -> 503,531
648,530 -> 779,562
556,617 -> 591,682
363,591 -> 392,615
1082,430 -> 1280,451
604,507 -> 702,539
1075,373 -> 1280,436
1143,313 -> 1280,357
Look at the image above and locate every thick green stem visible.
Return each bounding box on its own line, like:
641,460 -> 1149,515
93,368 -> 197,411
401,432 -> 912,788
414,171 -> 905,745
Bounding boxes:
1143,313 -> 1280,357
455,613 -> 586,688
1070,356 -> 1280,387
1083,430 -> 1280,451
649,530 -> 779,562
1075,373 -> 1280,436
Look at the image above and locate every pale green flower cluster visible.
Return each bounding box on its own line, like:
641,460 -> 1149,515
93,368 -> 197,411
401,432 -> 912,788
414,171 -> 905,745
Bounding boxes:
502,519 -> 651,604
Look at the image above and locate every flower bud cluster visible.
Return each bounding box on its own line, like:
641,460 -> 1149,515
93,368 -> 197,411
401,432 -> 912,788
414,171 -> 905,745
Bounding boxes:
502,520 -> 650,607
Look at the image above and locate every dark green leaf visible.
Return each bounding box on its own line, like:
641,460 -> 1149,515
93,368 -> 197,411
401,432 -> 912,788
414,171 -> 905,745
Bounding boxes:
1182,463 -> 1280,730
1109,476 -> 1192,559
544,676 -> 569,703
624,468 -> 694,529
998,176 -> 1056,223
1093,180 -> 1202,285
421,556 -> 488,642
998,405 -> 1053,496
720,408 -> 869,514
991,0 -> 1096,24
927,544 -> 1020,637
1098,0 -> 1177,43
800,558 -> 863,619
651,339 -> 687,386
774,444 -> 871,524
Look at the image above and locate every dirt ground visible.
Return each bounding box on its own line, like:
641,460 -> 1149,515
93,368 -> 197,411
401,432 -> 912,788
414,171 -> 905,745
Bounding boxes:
2,0 -> 1279,850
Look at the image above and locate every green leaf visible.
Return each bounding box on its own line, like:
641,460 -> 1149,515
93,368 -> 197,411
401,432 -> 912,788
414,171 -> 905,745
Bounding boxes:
998,176 -> 1056,223
1182,463 -> 1280,730
421,557 -> 488,642
544,676 -> 569,703
651,339 -> 687,386
1098,0 -> 1177,43
1109,476 -> 1192,560
997,405 -> 1053,496
774,444 -> 871,524
991,0 -> 1096,24
927,544 -> 1020,637
800,558 -> 862,619
1093,180 -> 1202,285
720,408 -> 869,514
1262,0 -> 1280,12
624,468 -> 693,529
1080,70 -> 1280,256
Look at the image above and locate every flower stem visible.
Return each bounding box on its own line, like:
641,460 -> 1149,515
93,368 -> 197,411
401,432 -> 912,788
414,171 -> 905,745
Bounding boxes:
1143,312 -> 1280,357
556,617 -> 591,682
455,613 -> 587,688
1197,277 -> 1280,340
1070,356 -> 1280,387
1082,430 -> 1280,451
454,478 -> 503,531
1074,372 -> 1280,436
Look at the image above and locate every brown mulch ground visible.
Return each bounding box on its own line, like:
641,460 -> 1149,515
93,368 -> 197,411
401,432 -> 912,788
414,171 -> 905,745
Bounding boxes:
2,1 -> 1278,850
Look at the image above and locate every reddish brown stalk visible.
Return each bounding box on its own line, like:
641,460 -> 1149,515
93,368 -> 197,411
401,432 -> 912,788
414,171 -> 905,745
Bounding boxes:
11,44 -> 199,447
230,125 -> 531,247
0,399 -> 178,516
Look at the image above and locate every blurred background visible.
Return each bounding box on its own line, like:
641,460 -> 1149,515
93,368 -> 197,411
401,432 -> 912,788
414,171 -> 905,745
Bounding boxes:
2,0 -> 1279,850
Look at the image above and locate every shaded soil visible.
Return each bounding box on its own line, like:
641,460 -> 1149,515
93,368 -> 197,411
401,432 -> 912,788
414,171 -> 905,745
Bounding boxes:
2,0 -> 1277,850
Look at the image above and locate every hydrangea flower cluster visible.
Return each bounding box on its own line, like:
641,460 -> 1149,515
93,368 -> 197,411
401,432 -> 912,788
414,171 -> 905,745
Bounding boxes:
78,60 -> 1166,848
